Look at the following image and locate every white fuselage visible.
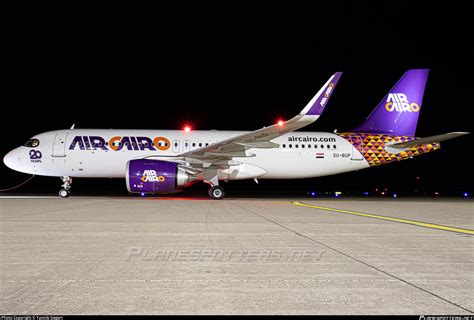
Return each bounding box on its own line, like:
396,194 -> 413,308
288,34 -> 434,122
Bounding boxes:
4,129 -> 369,180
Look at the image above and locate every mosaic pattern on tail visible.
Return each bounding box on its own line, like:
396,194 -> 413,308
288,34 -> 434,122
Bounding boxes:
338,132 -> 440,166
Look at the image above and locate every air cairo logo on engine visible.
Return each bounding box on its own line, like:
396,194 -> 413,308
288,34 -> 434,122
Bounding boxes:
69,136 -> 171,151
385,93 -> 420,113
141,170 -> 165,183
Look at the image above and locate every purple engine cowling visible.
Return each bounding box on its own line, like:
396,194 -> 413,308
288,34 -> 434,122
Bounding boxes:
126,159 -> 189,194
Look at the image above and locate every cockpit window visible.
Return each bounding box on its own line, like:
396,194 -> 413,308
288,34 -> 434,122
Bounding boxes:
24,138 -> 40,148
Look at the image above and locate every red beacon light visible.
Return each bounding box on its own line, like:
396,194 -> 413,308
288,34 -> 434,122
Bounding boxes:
277,120 -> 284,127
183,126 -> 192,133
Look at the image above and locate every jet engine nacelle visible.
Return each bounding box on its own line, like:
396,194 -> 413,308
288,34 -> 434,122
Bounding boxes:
126,159 -> 189,194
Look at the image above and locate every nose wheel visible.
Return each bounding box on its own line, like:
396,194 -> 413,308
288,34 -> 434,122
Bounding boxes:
59,189 -> 70,198
208,186 -> 225,200
59,176 -> 72,198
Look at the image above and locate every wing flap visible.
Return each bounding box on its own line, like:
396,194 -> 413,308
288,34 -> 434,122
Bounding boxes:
234,141 -> 280,148
206,151 -> 256,157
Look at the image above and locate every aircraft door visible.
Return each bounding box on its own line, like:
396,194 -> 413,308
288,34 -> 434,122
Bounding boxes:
350,135 -> 364,160
52,132 -> 68,157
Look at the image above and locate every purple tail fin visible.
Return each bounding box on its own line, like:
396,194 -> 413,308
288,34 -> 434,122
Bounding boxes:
353,69 -> 429,136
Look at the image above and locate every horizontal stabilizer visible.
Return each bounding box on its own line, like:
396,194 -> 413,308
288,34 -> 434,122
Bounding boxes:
386,132 -> 469,151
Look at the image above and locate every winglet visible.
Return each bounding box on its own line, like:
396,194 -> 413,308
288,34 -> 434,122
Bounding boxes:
300,72 -> 343,116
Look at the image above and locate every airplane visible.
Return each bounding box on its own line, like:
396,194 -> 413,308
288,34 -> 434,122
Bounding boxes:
3,69 -> 469,199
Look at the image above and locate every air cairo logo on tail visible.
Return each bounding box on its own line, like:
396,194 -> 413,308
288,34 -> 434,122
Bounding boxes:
141,170 -> 165,183
385,93 -> 420,113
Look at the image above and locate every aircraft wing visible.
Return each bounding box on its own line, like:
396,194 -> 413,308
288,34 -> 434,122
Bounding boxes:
386,132 -> 469,150
179,72 -> 342,166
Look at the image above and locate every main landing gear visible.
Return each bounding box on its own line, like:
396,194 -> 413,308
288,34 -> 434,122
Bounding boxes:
59,176 -> 72,198
208,186 -> 225,200
204,174 -> 225,200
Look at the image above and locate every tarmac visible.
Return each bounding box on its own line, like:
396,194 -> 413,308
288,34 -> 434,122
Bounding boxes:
0,196 -> 473,314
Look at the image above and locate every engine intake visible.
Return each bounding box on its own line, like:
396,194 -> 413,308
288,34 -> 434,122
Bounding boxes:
126,159 -> 189,194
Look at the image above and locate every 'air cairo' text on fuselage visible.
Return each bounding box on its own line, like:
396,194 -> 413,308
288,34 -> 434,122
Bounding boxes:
69,136 -> 171,151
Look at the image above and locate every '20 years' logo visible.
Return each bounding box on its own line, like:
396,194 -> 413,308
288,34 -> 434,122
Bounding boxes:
29,149 -> 42,163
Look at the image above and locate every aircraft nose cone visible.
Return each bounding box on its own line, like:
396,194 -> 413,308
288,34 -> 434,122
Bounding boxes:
3,149 -> 23,172
3,150 -> 15,170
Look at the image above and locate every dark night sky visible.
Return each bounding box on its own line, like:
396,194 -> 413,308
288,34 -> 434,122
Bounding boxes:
1,2 -> 473,195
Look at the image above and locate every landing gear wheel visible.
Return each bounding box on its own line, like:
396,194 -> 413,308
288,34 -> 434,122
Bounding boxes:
59,176 -> 72,198
59,189 -> 70,198
208,186 -> 225,200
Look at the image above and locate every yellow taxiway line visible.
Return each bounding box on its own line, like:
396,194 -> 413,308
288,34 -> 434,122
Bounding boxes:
290,201 -> 474,235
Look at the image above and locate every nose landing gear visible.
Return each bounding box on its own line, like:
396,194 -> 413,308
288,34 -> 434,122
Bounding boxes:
59,176 -> 72,198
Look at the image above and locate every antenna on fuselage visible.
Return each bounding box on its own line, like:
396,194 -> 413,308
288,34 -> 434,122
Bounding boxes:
70,124 -> 75,129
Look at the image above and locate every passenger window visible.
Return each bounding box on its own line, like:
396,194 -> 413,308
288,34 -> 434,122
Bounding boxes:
174,142 -> 178,147
289,144 -> 292,148
321,145 -> 324,148
327,144 -> 330,149
295,144 -> 298,148
301,144 -> 305,148
308,145 -> 311,148
282,144 -> 286,148
314,145 -> 317,148
333,144 -> 337,149
199,143 -> 202,147
192,143 -> 196,147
